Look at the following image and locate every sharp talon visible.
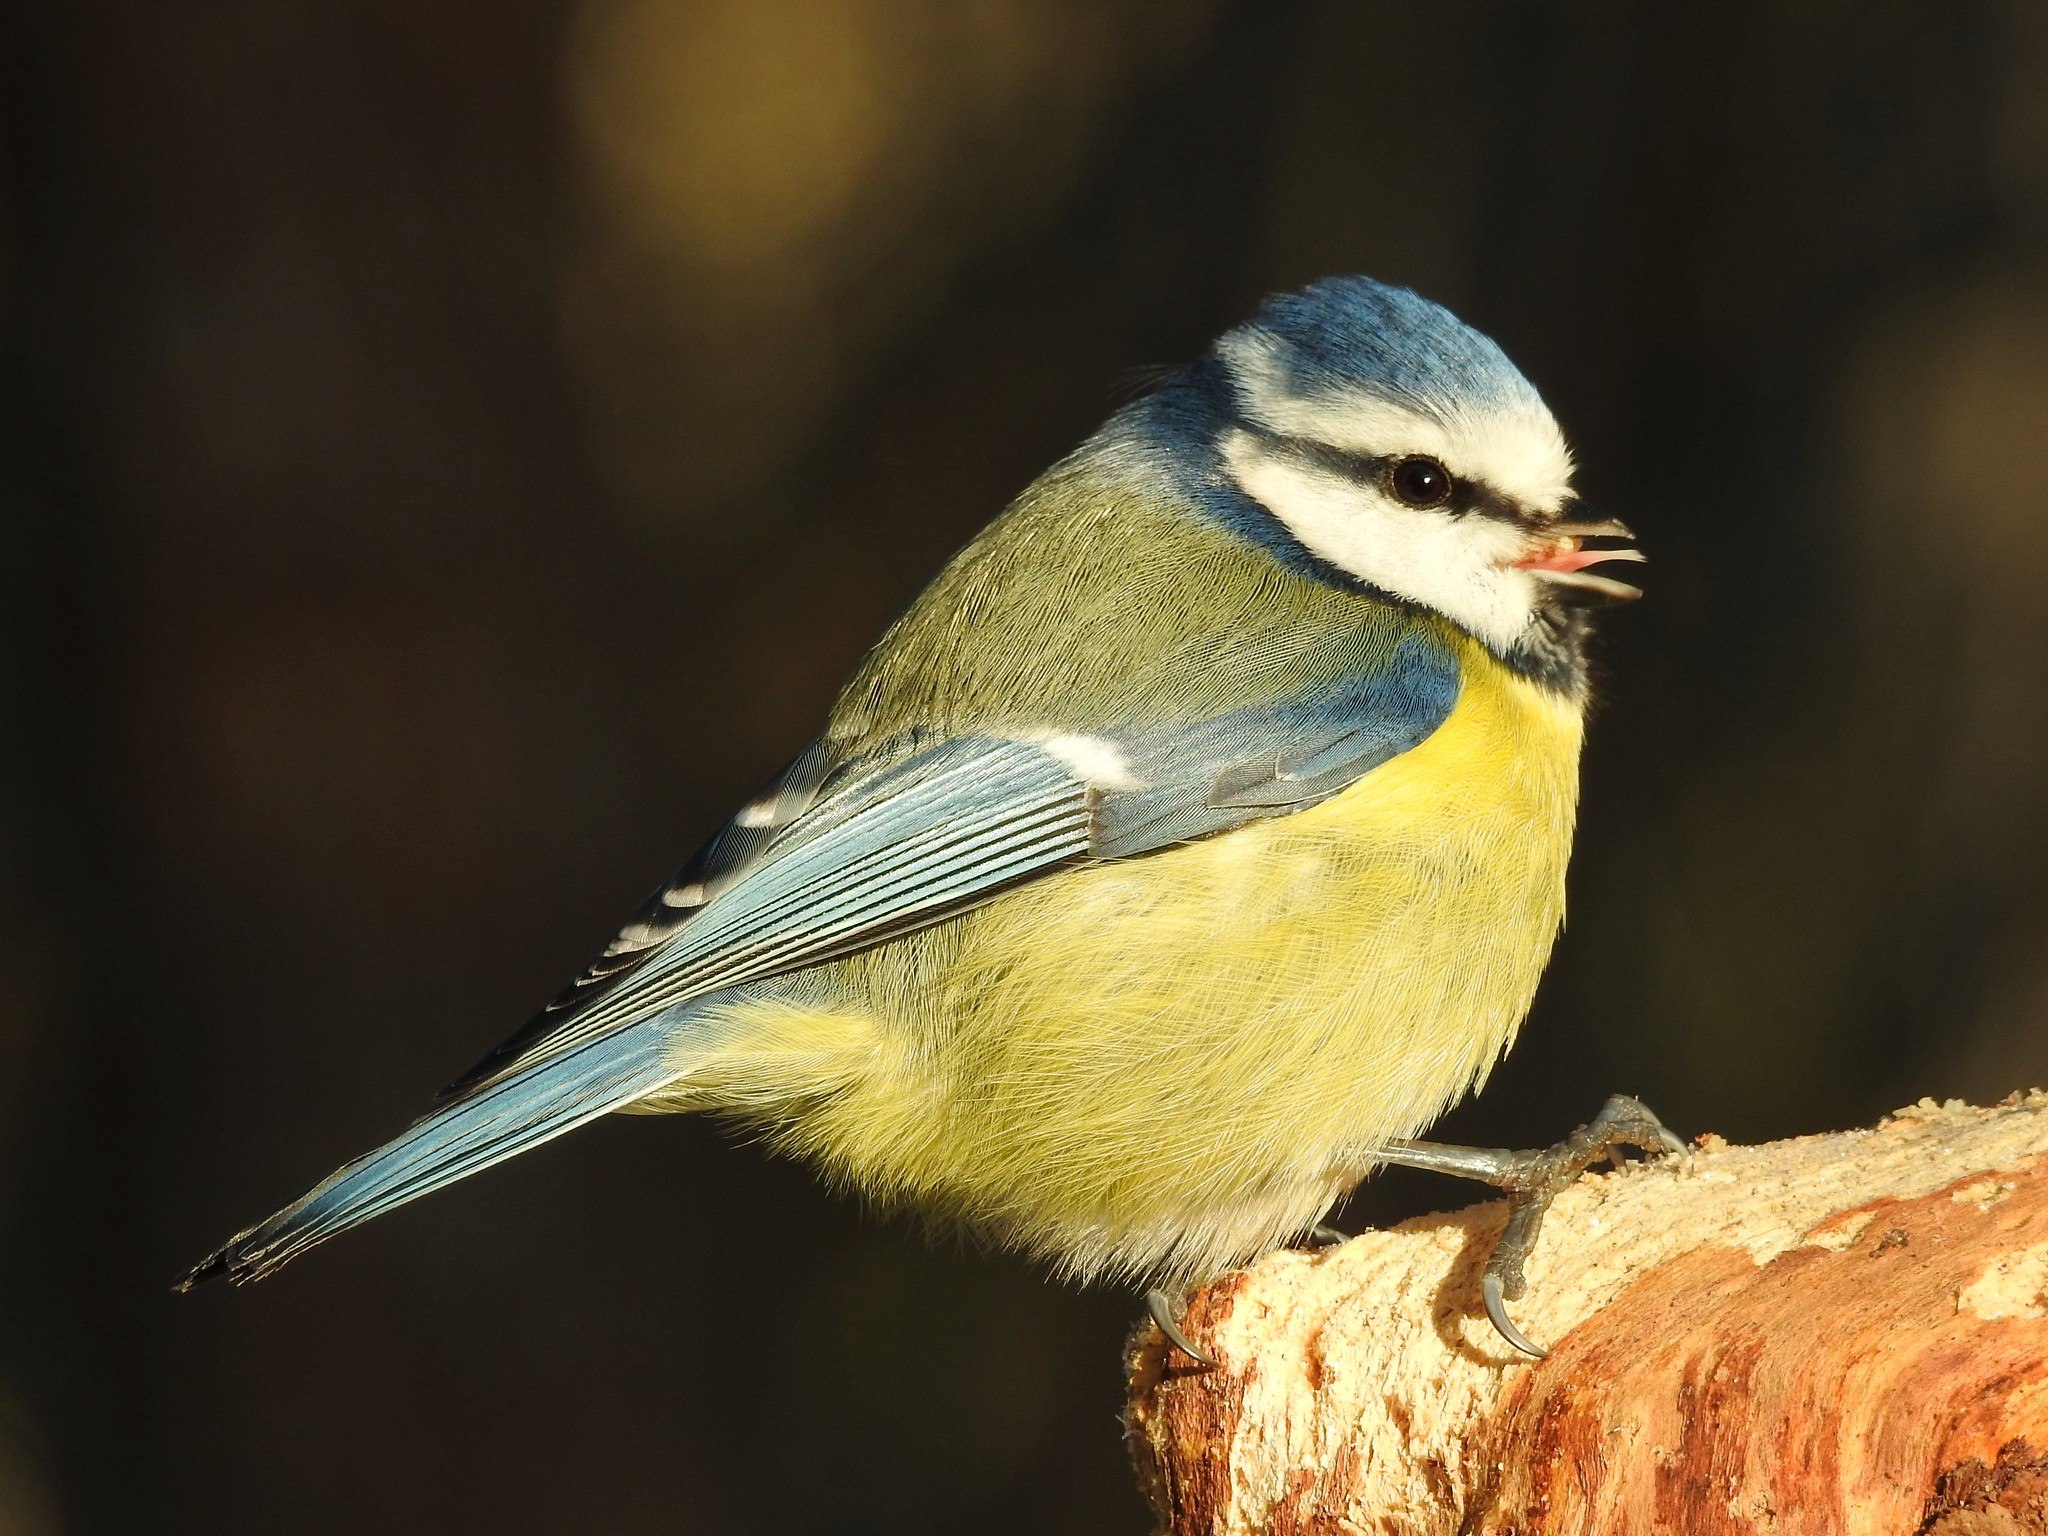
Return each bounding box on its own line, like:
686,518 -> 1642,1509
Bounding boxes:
1145,1288 -> 1216,1367
1376,1096 -> 1681,1364
1481,1271 -> 1548,1360
1308,1224 -> 1348,1247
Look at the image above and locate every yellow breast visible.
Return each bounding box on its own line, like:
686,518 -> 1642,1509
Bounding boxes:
689,640 -> 1586,1283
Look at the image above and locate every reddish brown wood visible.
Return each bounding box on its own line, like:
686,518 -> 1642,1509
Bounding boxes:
1127,1097 -> 2048,1535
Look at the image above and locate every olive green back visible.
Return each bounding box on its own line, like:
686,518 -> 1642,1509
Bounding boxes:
830,443 -> 1452,749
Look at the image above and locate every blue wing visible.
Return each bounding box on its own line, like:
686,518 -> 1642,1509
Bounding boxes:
180,629 -> 1459,1285
1092,629 -> 1460,857
448,735 -> 1101,1089
453,624 -> 1461,1094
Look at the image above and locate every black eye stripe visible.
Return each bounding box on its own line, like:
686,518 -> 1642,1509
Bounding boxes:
1258,435 -> 1383,482
1245,429 -> 1533,523
1261,436 -> 1420,491
1278,440 -> 1469,509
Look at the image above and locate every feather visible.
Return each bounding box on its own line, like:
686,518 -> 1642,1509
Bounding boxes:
179,1022 -> 682,1287
180,273 -> 1597,1291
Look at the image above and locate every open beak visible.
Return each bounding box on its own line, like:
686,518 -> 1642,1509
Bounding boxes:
1512,516 -> 1645,603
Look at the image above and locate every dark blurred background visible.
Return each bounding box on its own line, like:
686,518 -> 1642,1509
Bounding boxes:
3,2 -> 2047,1531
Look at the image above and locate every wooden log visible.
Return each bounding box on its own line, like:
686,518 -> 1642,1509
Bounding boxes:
1126,1093 -> 2048,1535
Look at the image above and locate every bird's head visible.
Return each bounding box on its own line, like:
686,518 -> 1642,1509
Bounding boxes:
1204,276 -> 1640,669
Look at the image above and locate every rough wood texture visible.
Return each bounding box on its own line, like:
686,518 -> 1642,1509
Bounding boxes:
1126,1094 -> 2048,1535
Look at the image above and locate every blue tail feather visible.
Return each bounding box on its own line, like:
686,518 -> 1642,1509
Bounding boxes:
178,1023 -> 681,1288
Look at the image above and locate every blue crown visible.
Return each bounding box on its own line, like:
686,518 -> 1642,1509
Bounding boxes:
1226,276 -> 1543,420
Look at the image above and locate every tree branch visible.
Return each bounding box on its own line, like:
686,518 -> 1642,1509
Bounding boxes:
1126,1094 -> 2048,1535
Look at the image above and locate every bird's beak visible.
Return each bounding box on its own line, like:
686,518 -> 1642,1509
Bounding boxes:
1512,516 -> 1645,603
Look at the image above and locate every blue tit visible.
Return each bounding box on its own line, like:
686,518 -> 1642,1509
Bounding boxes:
181,276 -> 1672,1361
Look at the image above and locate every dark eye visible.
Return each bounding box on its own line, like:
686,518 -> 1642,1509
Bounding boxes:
1386,455 -> 1455,509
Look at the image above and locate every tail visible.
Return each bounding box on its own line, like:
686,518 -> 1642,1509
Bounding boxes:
177,1023 -> 683,1289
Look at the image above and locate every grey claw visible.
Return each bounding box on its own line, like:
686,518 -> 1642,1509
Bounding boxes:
1481,1271 -> 1548,1360
1145,1288 -> 1216,1366
1308,1224 -> 1348,1247
1380,1096 -> 1681,1364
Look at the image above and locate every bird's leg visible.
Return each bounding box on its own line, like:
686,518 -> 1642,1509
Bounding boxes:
1375,1094 -> 1686,1359
1143,1288 -> 1216,1366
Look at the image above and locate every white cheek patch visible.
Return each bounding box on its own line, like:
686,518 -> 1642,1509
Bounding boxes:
1220,429 -> 1542,652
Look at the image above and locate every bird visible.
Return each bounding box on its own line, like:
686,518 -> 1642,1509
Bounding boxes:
180,275 -> 1677,1361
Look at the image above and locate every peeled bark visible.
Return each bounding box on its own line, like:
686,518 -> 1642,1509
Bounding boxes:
1127,1094 -> 2048,1535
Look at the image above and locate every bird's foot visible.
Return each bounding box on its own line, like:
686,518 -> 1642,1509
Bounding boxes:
1145,1226 -> 1358,1367
1377,1094 -> 1687,1359
1143,1287 -> 1216,1366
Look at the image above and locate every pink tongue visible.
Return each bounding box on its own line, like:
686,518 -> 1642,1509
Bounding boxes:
1521,546 -> 1630,574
